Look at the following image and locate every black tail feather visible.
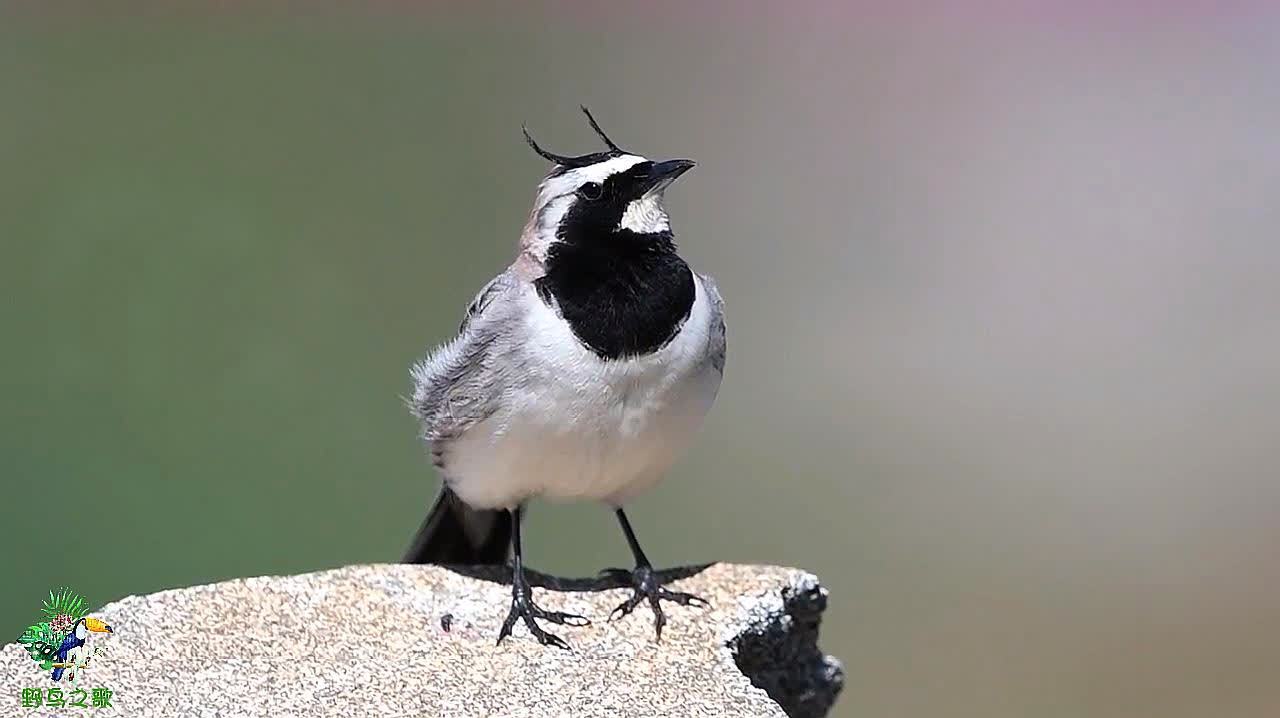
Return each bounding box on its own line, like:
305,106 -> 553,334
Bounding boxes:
402,487 -> 511,565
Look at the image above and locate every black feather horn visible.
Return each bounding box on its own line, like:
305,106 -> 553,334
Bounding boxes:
522,107 -> 627,168
522,124 -> 579,166
580,105 -> 622,153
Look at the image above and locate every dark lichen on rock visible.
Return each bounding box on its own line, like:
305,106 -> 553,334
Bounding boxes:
727,572 -> 845,718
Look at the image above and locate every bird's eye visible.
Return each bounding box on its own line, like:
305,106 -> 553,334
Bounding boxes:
577,182 -> 603,200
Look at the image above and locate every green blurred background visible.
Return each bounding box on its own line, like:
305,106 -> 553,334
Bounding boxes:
3,4 -> 1279,717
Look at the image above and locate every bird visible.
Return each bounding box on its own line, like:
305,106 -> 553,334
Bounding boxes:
403,107 -> 725,649
51,617 -> 112,682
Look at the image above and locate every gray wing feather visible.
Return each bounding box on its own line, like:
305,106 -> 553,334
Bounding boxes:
410,270 -> 521,445
459,272 -> 509,333
699,272 -> 727,373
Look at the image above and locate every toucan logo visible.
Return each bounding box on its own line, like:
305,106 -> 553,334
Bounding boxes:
16,588 -> 115,687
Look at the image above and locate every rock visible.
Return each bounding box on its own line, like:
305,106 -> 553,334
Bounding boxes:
2,563 -> 843,717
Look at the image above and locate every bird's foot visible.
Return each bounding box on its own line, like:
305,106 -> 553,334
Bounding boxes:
601,565 -> 710,641
496,574 -> 590,650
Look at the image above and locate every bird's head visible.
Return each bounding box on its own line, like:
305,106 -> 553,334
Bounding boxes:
520,106 -> 695,261
78,617 -> 113,637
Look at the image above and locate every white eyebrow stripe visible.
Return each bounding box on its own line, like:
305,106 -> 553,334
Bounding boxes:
540,154 -> 648,198
569,154 -> 647,183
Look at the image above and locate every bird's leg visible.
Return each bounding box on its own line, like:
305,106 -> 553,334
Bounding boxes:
496,505 -> 590,649
602,508 -> 710,641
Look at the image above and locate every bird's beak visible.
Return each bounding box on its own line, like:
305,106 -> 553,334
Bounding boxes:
643,158 -> 696,195
84,617 -> 113,634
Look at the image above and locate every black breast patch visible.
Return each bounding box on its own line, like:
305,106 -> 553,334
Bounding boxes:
535,230 -> 696,360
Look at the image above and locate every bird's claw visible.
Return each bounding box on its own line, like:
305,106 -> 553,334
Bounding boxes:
661,590 -> 710,609
549,611 -> 592,627
608,594 -> 643,622
606,565 -> 710,641
496,586 -> 590,650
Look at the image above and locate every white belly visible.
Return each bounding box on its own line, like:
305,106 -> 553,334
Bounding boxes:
443,275 -> 722,509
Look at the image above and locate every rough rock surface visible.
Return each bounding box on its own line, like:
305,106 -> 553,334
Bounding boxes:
1,563 -> 842,717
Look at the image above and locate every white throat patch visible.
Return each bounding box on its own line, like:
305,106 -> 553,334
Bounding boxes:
618,194 -> 670,234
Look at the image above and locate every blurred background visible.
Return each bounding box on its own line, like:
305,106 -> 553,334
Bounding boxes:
3,2 -> 1279,716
